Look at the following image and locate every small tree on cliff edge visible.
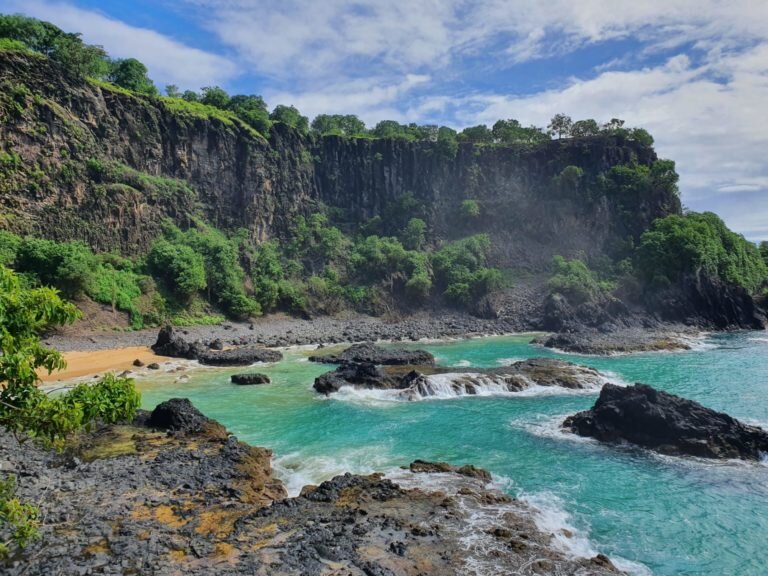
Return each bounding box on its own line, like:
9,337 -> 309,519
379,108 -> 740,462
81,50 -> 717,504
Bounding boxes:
548,114 -> 573,139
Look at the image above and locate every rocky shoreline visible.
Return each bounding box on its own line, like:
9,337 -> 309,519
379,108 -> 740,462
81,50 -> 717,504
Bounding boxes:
44,311 -> 703,359
1,400 -> 622,575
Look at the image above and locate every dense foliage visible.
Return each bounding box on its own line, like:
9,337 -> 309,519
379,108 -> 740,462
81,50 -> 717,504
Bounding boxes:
547,256 -> 616,303
637,212 -> 768,293
0,266 -> 141,557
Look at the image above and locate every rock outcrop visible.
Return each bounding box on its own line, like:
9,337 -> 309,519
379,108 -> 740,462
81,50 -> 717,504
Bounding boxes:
2,402 -> 621,575
409,459 -> 492,482
564,383 -> 768,459
314,357 -> 608,398
309,342 -> 435,366
231,373 -> 271,385
151,326 -> 282,365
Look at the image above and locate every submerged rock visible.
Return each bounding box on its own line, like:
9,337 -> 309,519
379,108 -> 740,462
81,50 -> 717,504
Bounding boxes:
231,373 -> 271,385
563,383 -> 768,459
409,459 -> 492,482
309,341 -> 435,366
313,357 -> 606,398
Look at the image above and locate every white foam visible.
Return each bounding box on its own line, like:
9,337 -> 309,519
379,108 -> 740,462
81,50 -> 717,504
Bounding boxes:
749,337 -> 768,344
521,490 -> 651,576
495,357 -> 522,366
451,359 -> 472,367
273,447 -> 397,496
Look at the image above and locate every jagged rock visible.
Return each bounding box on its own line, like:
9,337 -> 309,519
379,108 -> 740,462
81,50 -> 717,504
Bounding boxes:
231,373 -> 271,385
151,326 -> 206,359
209,338 -> 224,350
309,342 -> 435,366
147,398 -> 210,433
314,358 -> 606,397
147,363 -> 160,370
198,346 -> 282,366
132,358 -> 145,367
314,363 -> 402,395
409,460 -> 492,482
564,383 -> 768,459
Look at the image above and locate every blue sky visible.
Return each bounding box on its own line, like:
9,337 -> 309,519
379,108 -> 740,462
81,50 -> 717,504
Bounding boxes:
2,0 -> 767,240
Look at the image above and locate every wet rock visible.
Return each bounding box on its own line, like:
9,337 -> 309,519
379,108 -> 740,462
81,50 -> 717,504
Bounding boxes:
313,363 -> 402,395
309,342 -> 435,366
409,460 -> 492,483
132,359 -> 145,367
147,363 -> 160,370
198,346 -> 282,366
231,373 -> 271,385
564,383 -> 768,459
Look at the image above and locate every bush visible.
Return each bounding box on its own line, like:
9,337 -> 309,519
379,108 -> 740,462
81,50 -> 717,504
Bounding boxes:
432,235 -> 504,304
637,212 -> 768,293
461,199 -> 481,219
547,256 -> 615,303
147,239 -> 206,301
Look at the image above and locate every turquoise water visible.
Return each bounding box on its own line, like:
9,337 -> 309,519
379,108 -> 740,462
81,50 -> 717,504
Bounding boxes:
138,332 -> 768,575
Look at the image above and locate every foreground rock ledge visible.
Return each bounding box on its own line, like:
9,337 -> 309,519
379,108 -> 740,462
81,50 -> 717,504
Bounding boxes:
2,400 -> 621,575
564,383 -> 768,459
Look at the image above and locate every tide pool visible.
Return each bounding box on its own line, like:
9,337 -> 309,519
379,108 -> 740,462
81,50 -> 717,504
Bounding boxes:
138,332 -> 768,575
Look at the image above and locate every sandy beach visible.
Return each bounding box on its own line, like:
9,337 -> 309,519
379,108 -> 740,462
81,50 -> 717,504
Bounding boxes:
38,346 -> 165,383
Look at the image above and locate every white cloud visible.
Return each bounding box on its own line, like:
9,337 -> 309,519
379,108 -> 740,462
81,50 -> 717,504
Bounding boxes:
3,0 -> 239,89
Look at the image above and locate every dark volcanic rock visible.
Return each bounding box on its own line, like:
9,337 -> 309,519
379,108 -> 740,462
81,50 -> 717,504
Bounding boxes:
198,346 -> 283,366
151,325 -> 206,359
309,342 -> 435,366
409,460 -> 492,482
564,383 -> 768,459
231,373 -> 271,385
152,326 -> 282,365
314,362 -> 403,395
147,398 -> 211,433
314,357 -> 606,397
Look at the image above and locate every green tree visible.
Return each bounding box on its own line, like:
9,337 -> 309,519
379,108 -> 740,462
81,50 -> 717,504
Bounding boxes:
147,239 -> 207,301
461,199 -> 481,219
636,212 -> 767,293
492,119 -> 550,144
200,86 -> 230,109
181,90 -> 199,102
165,84 -> 180,98
227,95 -> 271,133
570,119 -> 600,137
401,218 -> 427,250
547,114 -> 573,139
311,114 -> 366,136
760,241 -> 768,265
458,124 -> 493,144
108,58 -> 157,95
547,256 -> 614,303
270,105 -> 309,133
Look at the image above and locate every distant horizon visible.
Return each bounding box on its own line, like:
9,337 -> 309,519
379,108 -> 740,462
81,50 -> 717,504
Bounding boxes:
2,0 -> 766,240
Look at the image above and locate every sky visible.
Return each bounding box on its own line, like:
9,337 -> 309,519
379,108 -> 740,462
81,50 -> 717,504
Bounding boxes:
2,0 -> 767,240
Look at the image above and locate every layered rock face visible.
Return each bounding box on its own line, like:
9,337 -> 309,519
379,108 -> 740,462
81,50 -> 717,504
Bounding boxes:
564,383 -> 768,459
0,52 -> 678,269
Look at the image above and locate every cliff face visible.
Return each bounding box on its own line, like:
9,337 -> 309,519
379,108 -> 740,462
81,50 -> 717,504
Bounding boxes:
0,52 -> 680,267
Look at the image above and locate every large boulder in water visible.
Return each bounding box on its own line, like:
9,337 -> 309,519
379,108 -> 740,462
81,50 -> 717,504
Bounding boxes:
309,342 -> 435,366
563,383 -> 768,460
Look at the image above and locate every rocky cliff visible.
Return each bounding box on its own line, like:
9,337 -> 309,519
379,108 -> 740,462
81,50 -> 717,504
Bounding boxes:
0,51 -> 680,270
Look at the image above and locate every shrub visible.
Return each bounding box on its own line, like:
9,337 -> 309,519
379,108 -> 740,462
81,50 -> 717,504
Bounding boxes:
547,256 -> 615,303
147,239 -> 207,301
461,199 -> 481,219
637,212 -> 768,293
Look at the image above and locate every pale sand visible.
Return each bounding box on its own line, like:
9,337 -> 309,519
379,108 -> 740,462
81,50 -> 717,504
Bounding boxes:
38,346 -> 165,383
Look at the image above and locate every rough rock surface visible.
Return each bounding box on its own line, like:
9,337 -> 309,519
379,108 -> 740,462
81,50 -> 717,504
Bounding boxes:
314,357 -> 607,397
231,373 -> 271,385
409,459 -> 492,482
1,405 -> 622,575
564,383 -> 768,459
535,327 -> 693,355
151,326 -> 283,365
309,342 -> 435,366
147,398 -> 212,433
